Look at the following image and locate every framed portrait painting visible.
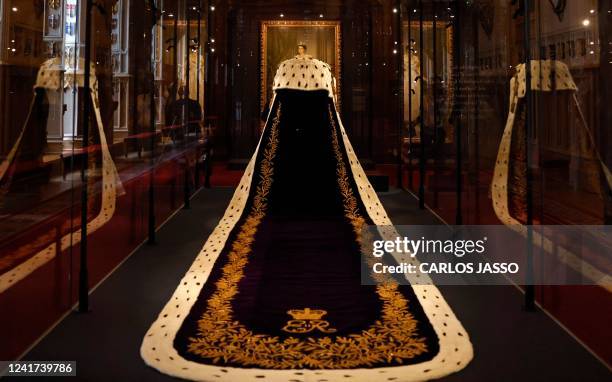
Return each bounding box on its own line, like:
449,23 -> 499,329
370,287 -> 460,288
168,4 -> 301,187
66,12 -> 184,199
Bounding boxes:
260,20 -> 341,112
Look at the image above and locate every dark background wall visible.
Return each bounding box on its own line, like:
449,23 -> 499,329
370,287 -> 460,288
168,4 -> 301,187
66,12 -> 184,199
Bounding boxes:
204,0 -> 400,164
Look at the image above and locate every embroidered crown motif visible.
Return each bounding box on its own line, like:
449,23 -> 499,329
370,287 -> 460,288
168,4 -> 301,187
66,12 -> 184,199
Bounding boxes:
282,308 -> 337,334
286,308 -> 327,321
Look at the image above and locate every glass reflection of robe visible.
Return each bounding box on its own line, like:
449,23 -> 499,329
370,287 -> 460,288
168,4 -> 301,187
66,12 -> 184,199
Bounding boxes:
403,53 -> 421,128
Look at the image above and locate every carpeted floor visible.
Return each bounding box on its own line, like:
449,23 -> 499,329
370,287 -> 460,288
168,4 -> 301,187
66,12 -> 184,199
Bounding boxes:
18,187 -> 610,381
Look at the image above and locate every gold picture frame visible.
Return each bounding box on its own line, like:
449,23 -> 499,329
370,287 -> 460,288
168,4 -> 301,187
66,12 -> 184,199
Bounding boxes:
260,20 -> 341,112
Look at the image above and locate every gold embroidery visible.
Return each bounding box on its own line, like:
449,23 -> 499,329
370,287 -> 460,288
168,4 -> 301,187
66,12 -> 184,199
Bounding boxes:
186,102 -> 429,369
327,107 -> 401,285
282,308 -> 337,334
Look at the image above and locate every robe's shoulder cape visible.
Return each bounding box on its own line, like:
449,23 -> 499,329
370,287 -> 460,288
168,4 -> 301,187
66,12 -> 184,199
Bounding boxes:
272,56 -> 335,97
142,57 -> 472,382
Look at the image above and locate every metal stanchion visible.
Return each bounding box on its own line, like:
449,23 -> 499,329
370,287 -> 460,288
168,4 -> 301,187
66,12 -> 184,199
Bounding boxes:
432,1 -> 439,208
148,0 -> 159,245
395,0 -> 403,190
454,2 -> 463,225
197,0 -> 202,138
418,0 -> 425,209
523,0 -> 536,312
407,7 -> 413,190
78,0 -> 93,313
183,4 -> 192,210
472,10 -> 481,223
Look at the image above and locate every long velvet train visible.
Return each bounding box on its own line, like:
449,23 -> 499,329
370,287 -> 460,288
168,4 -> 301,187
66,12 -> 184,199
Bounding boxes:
142,89 -> 472,382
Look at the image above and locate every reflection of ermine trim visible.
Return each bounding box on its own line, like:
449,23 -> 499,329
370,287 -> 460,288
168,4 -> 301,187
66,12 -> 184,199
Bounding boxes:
0,59 -> 123,293
0,99 -> 36,184
491,60 -> 612,292
0,57 -> 72,185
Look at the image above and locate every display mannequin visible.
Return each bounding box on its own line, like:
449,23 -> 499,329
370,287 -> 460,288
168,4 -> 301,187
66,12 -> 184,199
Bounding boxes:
165,85 -> 203,140
142,56 -> 472,381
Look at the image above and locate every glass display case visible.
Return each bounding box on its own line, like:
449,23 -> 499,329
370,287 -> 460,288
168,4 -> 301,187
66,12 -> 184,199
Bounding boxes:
0,0 -> 610,378
0,0 -> 209,359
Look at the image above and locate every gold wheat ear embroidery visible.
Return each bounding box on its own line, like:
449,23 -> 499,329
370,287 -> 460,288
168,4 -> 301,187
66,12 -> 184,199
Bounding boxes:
186,103 -> 428,369
282,308 -> 337,334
